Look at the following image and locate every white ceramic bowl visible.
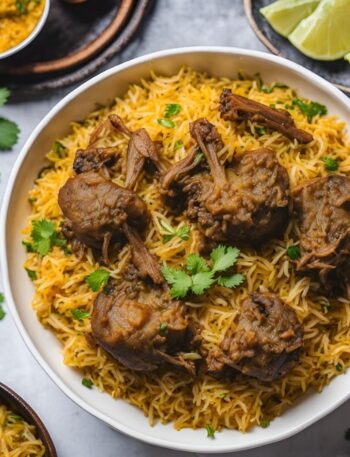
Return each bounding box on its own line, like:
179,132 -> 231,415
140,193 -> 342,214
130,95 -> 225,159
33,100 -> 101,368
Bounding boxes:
0,0 -> 50,60
1,47 -> 350,454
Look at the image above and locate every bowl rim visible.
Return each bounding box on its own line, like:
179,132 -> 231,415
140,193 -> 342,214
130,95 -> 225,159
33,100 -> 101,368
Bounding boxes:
0,0 -> 50,60
0,383 -> 57,456
1,46 -> 350,453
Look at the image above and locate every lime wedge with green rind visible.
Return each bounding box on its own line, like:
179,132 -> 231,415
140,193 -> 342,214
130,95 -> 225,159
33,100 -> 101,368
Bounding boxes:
289,0 -> 350,61
345,53 -> 350,63
260,0 -> 320,37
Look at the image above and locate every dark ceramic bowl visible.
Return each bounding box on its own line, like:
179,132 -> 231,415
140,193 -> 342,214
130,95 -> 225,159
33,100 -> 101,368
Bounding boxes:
0,383 -> 57,457
244,0 -> 350,95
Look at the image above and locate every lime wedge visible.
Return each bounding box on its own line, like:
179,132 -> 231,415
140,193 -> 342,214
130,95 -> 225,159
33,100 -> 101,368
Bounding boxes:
289,0 -> 350,61
345,53 -> 350,63
260,0 -> 320,37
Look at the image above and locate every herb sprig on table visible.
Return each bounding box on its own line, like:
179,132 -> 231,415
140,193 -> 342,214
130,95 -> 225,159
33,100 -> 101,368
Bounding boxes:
0,88 -> 20,151
161,245 -> 244,299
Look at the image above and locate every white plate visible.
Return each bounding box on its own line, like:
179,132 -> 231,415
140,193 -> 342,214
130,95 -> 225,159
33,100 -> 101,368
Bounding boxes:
1,47 -> 350,454
0,0 -> 50,60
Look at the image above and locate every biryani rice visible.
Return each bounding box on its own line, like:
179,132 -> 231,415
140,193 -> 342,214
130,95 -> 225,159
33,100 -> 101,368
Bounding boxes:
23,67 -> 350,432
0,405 -> 46,456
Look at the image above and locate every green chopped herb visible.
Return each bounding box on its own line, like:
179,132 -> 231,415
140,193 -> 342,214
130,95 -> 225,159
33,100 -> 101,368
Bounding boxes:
160,220 -> 190,244
292,98 -> 327,122
160,322 -> 168,333
194,151 -> 204,164
260,419 -> 270,428
85,269 -> 110,292
24,219 -> 67,256
255,126 -> 267,136
336,363 -> 343,372
25,268 -> 37,280
320,156 -> 339,172
165,103 -> 181,118
174,140 -> 183,150
16,0 -> 26,13
261,85 -> 273,94
0,88 -> 10,107
157,118 -> 175,129
8,414 -> 21,421
287,245 -> 301,260
162,245 -> 244,299
0,293 -> 5,320
206,424 -> 215,439
0,118 -> 20,151
219,392 -> 227,399
82,378 -> 93,389
64,247 -> 72,257
71,308 -> 91,321
53,141 -> 67,158
284,104 -> 293,110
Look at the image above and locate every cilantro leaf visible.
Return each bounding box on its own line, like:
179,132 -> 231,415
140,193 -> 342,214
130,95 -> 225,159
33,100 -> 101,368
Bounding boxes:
32,238 -> 51,256
292,98 -> 327,122
85,269 -> 110,292
191,271 -> 215,295
255,126 -> 267,136
186,254 -> 209,274
0,294 -> 5,320
321,156 -> 339,172
176,225 -> 190,241
206,424 -> 215,439
217,274 -> 245,288
287,245 -> 301,260
82,378 -> 93,388
260,419 -> 270,428
71,308 -> 91,321
160,322 -> 167,333
211,245 -> 240,272
0,88 -> 10,107
165,103 -> 181,118
157,118 -> 175,129
32,219 -> 55,241
53,141 -> 67,158
0,118 -> 20,150
336,363 -> 343,372
174,140 -> 183,150
161,266 -> 192,298
25,268 -> 37,280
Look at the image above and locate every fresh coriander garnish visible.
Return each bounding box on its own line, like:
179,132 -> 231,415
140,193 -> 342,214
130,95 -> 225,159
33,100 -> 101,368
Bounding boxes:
157,118 -> 175,129
82,378 -> 93,389
206,424 -> 215,439
194,151 -> 204,164
71,308 -> 91,321
0,87 -> 20,150
0,88 -> 10,106
165,103 -> 181,118
53,141 -> 67,158
25,268 -> 37,280
219,392 -> 227,399
161,245 -> 244,299
160,322 -> 168,333
85,269 -> 110,292
292,98 -> 327,122
320,156 -> 339,172
260,419 -> 270,428
260,82 -> 289,94
255,126 -> 267,136
287,245 -> 301,260
336,363 -> 343,372
8,414 -> 21,421
174,140 -> 183,150
160,220 -> 190,243
0,293 -> 5,321
23,219 -> 67,256
0,118 -> 20,151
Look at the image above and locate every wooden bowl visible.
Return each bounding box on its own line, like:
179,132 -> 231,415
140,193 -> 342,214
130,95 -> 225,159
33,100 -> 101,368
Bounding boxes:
0,383 -> 57,457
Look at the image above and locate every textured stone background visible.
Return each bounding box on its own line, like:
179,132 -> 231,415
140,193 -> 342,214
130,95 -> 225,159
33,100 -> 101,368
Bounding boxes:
1,1 -> 349,456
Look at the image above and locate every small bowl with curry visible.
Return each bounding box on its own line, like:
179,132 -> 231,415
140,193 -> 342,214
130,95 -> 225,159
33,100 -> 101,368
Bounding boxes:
0,0 -> 50,59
